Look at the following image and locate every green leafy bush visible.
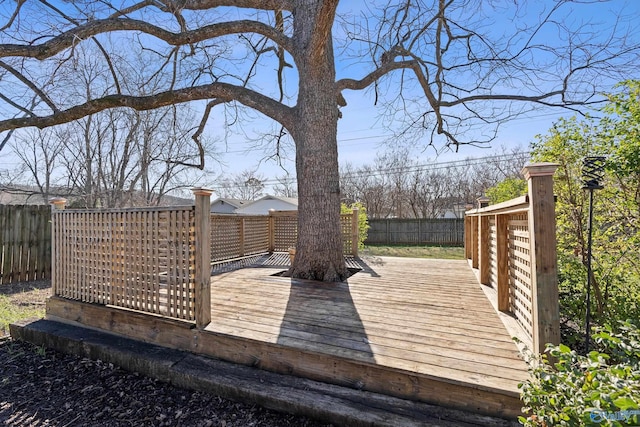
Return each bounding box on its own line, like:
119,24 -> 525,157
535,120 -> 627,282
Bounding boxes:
341,202 -> 369,250
519,321 -> 640,427
486,177 -> 528,204
531,80 -> 640,344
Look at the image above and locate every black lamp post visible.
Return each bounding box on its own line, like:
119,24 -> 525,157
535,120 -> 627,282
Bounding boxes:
582,156 -> 606,353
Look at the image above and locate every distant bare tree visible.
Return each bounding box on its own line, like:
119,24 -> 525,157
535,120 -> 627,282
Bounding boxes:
272,174 -> 297,198
10,128 -> 62,202
217,169 -> 266,201
341,146 -> 530,218
407,168 -> 451,218
10,45 -> 209,208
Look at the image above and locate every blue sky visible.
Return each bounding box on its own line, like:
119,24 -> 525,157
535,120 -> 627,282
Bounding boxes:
1,0 -> 639,195
206,0 -> 640,192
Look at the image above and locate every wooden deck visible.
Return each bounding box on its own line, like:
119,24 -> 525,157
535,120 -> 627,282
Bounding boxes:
43,254 -> 528,419
204,255 -> 529,418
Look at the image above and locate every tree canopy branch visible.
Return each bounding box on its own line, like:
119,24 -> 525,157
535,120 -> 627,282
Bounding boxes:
0,60 -> 58,112
307,0 -> 338,62
0,83 -> 295,134
163,0 -> 293,12
0,19 -> 293,60
0,0 -> 26,32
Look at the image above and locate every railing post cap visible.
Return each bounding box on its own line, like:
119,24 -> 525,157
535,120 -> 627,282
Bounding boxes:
49,197 -> 67,206
191,187 -> 214,197
477,195 -> 490,208
522,163 -> 559,179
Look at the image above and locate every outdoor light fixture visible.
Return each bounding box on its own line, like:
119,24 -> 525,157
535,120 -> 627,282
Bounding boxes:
582,156 -> 606,353
583,156 -> 606,190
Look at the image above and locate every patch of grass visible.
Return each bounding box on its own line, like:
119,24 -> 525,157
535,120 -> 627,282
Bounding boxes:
361,245 -> 465,260
0,283 -> 49,336
0,295 -> 44,336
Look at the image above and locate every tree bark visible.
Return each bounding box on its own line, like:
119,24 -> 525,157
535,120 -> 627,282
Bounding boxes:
288,0 -> 347,282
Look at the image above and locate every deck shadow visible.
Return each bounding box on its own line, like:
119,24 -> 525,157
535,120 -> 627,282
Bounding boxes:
211,253 -> 380,277
276,277 -> 376,366
350,256 -> 382,277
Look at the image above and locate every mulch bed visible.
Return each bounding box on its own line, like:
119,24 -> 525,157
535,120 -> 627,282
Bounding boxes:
0,338 -> 332,427
1,280 -> 334,426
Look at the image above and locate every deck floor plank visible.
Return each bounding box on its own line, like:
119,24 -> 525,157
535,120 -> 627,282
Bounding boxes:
205,256 -> 529,417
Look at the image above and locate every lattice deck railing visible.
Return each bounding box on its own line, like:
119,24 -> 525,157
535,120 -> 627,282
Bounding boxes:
210,209 -> 359,262
465,163 -> 560,354
50,193 -> 359,327
51,206 -> 197,321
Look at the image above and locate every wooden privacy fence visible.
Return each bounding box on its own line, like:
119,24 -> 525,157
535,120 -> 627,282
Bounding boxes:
210,209 -> 360,262
50,192 -> 359,327
0,204 -> 51,284
366,218 -> 464,246
465,163 -> 560,353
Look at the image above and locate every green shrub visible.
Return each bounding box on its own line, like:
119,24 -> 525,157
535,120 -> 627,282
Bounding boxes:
519,321 -> 640,426
486,177 -> 528,204
341,202 -> 369,250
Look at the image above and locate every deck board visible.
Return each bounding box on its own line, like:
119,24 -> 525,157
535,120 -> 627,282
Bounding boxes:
205,256 -> 529,417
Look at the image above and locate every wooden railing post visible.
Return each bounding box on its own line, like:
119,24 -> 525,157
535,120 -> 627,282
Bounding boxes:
239,217 -> 245,257
192,188 -> 213,329
268,210 -> 275,253
496,214 -> 510,312
478,214 -> 490,285
351,208 -> 359,257
464,215 -> 472,259
471,216 -> 479,268
522,163 -> 560,353
49,198 -> 67,297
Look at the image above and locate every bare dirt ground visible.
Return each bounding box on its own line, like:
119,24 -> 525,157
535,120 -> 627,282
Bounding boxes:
0,281 -> 332,427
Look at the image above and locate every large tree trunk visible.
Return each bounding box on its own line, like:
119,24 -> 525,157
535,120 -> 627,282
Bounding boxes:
289,1 -> 347,282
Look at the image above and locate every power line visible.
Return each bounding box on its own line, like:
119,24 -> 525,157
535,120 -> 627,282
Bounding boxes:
216,109 -> 571,156
216,151 -> 531,189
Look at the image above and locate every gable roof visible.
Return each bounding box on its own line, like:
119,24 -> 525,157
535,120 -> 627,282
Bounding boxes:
0,184 -> 71,205
253,195 -> 298,206
210,198 -> 251,208
233,195 -> 299,215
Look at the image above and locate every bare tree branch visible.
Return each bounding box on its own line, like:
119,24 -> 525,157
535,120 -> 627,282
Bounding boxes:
0,92 -> 34,116
0,0 -> 26,32
0,60 -> 59,112
0,19 -> 293,60
0,82 -> 294,133
163,0 -> 293,12
38,0 -> 124,94
307,0 -> 338,63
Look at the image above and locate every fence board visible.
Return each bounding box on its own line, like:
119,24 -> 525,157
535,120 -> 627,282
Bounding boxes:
0,205 -> 52,285
365,218 -> 464,246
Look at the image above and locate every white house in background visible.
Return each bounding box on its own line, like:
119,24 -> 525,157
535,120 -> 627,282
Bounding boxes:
235,195 -> 298,215
210,198 -> 250,214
